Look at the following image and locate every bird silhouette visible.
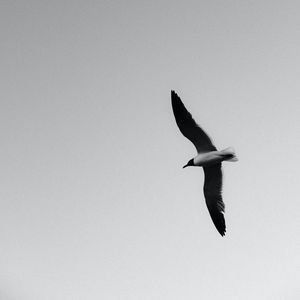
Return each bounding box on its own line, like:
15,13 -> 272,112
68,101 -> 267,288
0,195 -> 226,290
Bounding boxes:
171,90 -> 238,236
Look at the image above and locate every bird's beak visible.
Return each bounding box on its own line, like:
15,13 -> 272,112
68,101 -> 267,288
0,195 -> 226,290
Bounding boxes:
183,164 -> 188,169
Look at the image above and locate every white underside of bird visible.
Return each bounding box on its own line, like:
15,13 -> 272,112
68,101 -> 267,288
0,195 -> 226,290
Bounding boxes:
193,147 -> 238,167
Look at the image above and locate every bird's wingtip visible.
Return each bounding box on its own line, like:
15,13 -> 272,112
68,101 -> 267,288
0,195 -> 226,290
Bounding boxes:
219,227 -> 226,237
171,90 -> 180,101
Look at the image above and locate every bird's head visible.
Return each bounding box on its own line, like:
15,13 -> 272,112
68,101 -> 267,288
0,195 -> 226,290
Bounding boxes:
183,158 -> 194,168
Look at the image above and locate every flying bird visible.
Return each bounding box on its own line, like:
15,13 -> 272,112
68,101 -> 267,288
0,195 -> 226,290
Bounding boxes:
171,90 -> 238,236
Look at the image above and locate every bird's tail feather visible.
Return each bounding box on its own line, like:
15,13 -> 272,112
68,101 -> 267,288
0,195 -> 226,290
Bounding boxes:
221,147 -> 238,162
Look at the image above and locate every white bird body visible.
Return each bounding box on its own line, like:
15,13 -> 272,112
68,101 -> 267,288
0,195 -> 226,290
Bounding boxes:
193,147 -> 238,167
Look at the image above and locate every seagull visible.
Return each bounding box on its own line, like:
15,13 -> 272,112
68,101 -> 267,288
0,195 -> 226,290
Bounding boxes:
171,90 -> 238,236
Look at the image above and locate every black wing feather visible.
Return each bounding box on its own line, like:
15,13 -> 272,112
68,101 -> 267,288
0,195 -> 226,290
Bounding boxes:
171,90 -> 216,153
203,164 -> 226,236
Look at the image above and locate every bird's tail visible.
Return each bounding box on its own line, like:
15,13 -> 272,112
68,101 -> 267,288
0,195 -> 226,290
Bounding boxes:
221,147 -> 238,162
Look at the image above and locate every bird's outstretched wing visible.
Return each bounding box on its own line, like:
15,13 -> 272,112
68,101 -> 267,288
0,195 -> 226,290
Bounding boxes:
203,164 -> 226,236
171,90 -> 216,153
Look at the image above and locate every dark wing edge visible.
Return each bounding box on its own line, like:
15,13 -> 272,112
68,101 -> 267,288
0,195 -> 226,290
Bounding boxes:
171,90 -> 216,153
203,164 -> 226,236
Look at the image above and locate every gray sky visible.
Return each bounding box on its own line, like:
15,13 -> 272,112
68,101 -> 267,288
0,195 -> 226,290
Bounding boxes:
1,1 -> 299,299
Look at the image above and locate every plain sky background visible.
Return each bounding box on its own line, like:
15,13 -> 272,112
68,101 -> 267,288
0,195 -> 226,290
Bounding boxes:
1,1 -> 299,299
